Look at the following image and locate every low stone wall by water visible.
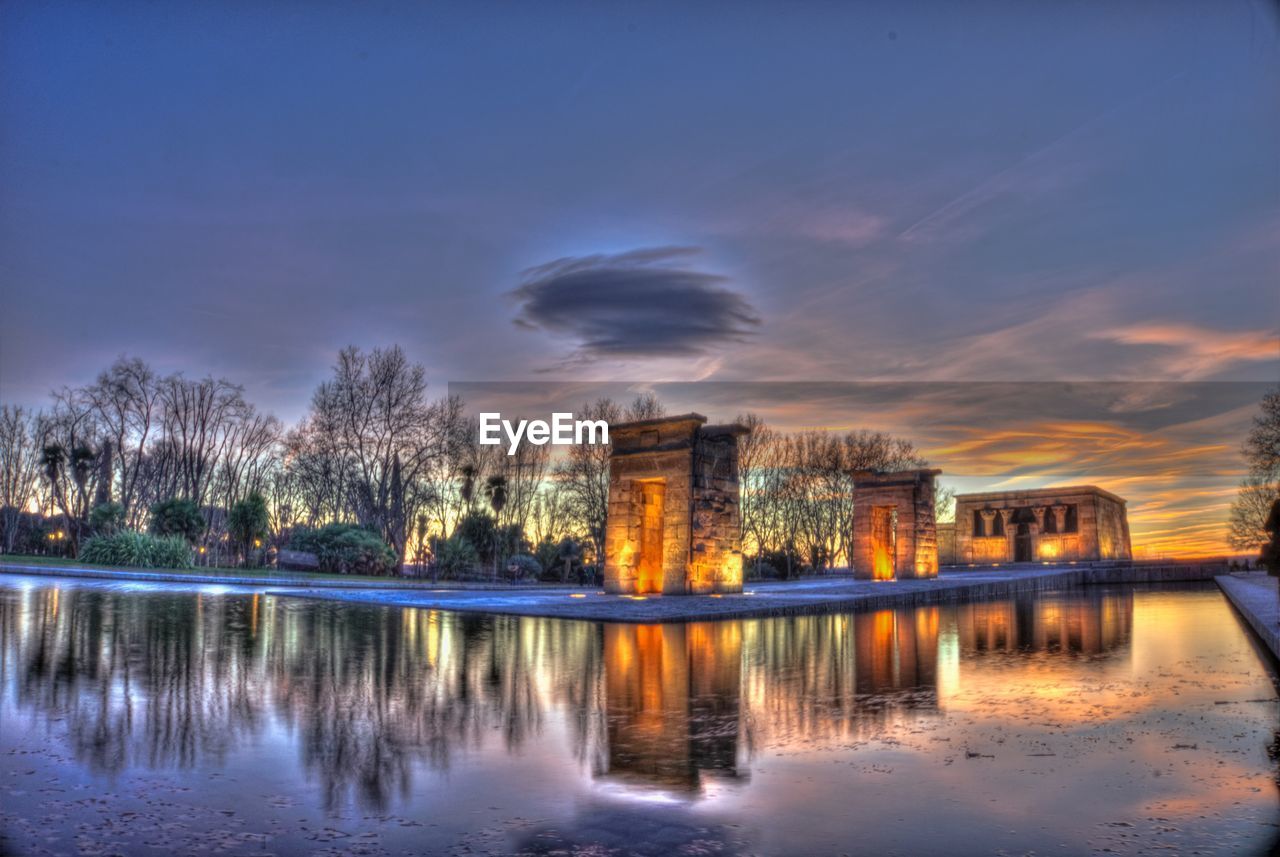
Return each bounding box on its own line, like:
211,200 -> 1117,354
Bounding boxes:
1216,572 -> 1280,661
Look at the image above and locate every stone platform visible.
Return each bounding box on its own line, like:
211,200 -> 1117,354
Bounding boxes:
267,563 -> 1222,624
1216,572 -> 1280,660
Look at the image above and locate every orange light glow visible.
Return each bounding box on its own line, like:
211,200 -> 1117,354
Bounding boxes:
872,542 -> 895,580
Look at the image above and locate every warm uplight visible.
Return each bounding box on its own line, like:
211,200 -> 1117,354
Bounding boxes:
872,541 -> 895,581
569,593 -> 586,598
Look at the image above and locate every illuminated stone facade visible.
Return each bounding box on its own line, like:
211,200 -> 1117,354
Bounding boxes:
949,485 -> 1132,565
850,469 -> 941,581
603,414 -> 748,595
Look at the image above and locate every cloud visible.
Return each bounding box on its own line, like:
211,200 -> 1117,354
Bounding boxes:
1091,321 -> 1279,380
510,247 -> 760,363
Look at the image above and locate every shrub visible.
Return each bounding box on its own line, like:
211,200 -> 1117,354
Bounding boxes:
453,512 -> 528,566
150,498 -> 205,543
89,502 -> 126,535
505,553 -> 541,582
535,539 -> 562,580
288,523 -> 398,575
433,534 -> 481,580
80,530 -> 192,569
536,537 -> 583,582
455,512 -> 498,562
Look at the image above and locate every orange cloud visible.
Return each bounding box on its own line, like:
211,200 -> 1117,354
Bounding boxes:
1092,322 -> 1279,380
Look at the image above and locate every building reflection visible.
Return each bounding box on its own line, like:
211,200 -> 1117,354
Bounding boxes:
0,582 -> 1137,813
955,589 -> 1133,657
601,622 -> 742,791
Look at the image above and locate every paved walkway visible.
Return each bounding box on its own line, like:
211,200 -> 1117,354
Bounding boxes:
268,567 -> 1104,622
1217,572 -> 1280,660
1,559 -> 1227,624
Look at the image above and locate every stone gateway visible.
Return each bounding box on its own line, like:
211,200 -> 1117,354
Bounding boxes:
850,469 -> 942,581
603,414 -> 748,596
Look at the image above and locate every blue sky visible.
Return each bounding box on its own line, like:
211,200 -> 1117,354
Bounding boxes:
1,1 -> 1277,552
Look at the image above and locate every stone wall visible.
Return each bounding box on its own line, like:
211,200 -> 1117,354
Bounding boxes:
603,414 -> 747,595
936,522 -> 956,566
850,469 -> 941,581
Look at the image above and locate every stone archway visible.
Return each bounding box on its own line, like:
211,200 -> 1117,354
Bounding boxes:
851,469 -> 941,581
603,414 -> 750,595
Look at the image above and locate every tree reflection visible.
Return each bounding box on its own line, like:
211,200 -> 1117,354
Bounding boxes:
0,583 -> 1137,812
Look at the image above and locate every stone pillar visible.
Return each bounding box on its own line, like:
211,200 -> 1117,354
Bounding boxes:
998,509 -> 1015,560
1052,505 -> 1068,534
1031,506 -> 1046,532
978,509 -> 996,539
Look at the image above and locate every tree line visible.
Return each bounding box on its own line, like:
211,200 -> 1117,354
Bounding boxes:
1228,387 -> 1280,557
0,346 -> 943,578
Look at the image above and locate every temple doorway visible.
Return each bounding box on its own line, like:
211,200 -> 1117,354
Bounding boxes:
637,480 -> 666,593
870,506 -> 897,580
1015,522 -> 1032,562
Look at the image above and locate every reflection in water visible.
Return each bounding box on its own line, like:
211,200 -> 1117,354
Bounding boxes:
956,589 -> 1132,656
0,579 -> 1275,856
0,587 -> 605,811
603,622 -> 742,790
0,584 -> 1133,802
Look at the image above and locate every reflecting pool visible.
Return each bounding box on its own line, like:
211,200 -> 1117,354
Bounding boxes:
0,577 -> 1276,855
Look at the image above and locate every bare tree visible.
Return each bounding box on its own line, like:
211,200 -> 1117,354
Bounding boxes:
1229,475 -> 1278,553
155,375 -> 253,507
555,398 -> 623,563
530,474 -> 571,546
81,356 -> 161,526
934,484 -> 957,524
280,416 -> 351,528
1229,387 -> 1280,553
735,412 -> 774,558
734,417 -> 926,575
416,399 -> 475,540
0,406 -> 41,553
495,441 -> 549,534
212,408 -> 281,508
308,345 -> 450,567
625,392 -> 666,422
1243,388 -> 1280,484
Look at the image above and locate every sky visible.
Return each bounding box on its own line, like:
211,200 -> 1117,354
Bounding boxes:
1,1 -> 1278,555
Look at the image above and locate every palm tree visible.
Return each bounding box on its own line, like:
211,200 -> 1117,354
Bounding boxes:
39,444 -> 77,555
460,465 -> 477,510
484,474 -> 508,578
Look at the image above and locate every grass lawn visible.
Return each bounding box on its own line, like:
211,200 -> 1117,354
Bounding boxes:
0,554 -> 546,588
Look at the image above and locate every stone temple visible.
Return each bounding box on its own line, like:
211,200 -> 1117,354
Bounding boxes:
603,414 -> 748,595
941,485 -> 1132,565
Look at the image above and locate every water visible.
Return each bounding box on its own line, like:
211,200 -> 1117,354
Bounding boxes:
0,576 -> 1276,856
